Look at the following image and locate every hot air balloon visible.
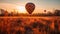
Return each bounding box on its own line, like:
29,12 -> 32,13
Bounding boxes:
25,2 -> 35,14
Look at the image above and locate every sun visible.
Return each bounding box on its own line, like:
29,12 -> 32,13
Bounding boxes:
16,6 -> 26,13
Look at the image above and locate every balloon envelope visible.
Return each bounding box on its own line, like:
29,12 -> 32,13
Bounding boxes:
25,3 -> 35,14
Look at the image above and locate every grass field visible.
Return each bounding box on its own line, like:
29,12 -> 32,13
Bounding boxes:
0,16 -> 60,34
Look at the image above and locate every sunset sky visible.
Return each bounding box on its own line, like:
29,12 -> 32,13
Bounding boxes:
0,0 -> 60,13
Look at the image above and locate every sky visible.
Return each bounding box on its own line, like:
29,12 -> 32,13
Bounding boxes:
0,0 -> 60,13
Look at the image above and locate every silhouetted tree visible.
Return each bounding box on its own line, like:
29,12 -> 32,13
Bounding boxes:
0,9 -> 5,16
47,11 -> 53,16
54,9 -> 60,16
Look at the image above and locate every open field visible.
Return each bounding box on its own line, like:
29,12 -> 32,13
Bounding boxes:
0,16 -> 60,34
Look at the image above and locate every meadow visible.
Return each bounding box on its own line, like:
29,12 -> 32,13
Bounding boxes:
0,16 -> 60,34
